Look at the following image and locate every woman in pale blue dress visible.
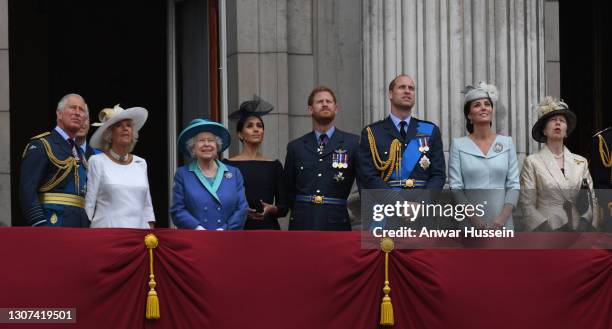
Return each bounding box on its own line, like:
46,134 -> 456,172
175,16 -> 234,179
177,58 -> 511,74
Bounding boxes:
448,82 -> 520,229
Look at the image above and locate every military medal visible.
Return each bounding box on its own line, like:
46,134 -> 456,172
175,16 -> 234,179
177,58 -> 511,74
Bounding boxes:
340,153 -> 349,168
494,142 -> 503,153
419,155 -> 430,169
333,149 -> 348,169
418,138 -> 430,153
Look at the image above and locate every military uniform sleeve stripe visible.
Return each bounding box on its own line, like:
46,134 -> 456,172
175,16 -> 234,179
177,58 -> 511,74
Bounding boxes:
32,220 -> 47,227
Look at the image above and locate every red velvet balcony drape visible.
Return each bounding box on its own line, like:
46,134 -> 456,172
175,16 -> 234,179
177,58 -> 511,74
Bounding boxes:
0,228 -> 610,329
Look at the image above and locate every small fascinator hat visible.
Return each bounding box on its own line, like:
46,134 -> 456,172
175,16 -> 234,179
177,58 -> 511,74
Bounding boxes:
228,96 -> 274,132
461,82 -> 498,133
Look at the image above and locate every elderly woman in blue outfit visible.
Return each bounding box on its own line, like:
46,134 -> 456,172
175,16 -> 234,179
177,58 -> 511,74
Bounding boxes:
171,119 -> 248,230
448,82 -> 520,230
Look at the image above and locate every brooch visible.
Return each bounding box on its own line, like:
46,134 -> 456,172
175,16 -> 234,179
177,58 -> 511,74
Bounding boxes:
224,172 -> 233,179
333,172 -> 345,182
494,143 -> 504,153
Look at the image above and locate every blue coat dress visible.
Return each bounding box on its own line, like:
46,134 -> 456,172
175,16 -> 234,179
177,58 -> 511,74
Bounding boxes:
448,135 -> 520,228
170,160 -> 248,230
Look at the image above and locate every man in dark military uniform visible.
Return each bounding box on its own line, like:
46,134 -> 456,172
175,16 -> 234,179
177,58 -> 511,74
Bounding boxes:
592,127 -> 612,232
359,74 -> 446,190
284,86 -> 360,231
358,74 -> 445,231
19,93 -> 93,227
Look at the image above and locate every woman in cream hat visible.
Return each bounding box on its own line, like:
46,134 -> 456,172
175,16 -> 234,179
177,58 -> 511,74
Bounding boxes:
170,119 -> 248,230
85,104 -> 155,228
448,82 -> 520,230
519,97 -> 598,231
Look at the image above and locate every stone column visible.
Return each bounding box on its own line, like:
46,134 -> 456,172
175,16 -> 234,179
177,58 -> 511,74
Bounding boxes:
544,0 -> 560,99
226,0 -> 290,160
363,0 -> 546,161
227,0 -> 363,160
0,0 -> 11,226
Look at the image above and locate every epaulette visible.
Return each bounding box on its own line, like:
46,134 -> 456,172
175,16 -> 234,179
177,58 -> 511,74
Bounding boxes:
592,127 -> 611,138
413,117 -> 436,125
23,132 -> 50,158
368,119 -> 387,127
30,132 -> 50,140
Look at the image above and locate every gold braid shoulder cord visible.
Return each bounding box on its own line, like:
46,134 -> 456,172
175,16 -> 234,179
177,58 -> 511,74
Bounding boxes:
366,127 -> 403,181
35,138 -> 79,193
598,134 -> 612,183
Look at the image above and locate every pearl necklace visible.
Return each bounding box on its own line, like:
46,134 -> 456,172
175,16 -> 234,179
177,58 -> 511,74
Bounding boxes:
109,149 -> 129,162
552,152 -> 564,159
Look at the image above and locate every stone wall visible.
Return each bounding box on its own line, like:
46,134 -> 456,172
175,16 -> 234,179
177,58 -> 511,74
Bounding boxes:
0,0 -> 11,226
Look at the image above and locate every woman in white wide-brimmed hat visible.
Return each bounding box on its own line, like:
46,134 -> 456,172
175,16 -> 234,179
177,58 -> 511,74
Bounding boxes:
85,104 -> 155,228
519,97 -> 599,231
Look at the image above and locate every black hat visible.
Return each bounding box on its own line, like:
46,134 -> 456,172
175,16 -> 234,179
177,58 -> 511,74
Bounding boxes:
531,96 -> 576,143
229,95 -> 274,120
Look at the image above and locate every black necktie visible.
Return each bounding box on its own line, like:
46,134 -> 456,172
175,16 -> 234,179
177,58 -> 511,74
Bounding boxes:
319,133 -> 328,147
68,139 -> 84,163
318,133 -> 328,153
399,121 -> 407,141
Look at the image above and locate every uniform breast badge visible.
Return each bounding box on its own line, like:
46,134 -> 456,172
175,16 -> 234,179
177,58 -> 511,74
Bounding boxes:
419,155 -> 430,169
224,172 -> 233,179
332,149 -> 349,169
333,172 -> 345,182
50,213 -> 58,225
494,142 -> 504,153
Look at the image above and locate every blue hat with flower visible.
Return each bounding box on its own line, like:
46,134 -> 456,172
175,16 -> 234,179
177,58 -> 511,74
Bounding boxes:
177,119 -> 231,156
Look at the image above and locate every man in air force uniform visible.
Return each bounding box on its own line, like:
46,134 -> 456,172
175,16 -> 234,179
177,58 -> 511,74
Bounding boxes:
359,74 -> 446,190
284,86 -> 360,231
19,93 -> 92,227
592,126 -> 612,232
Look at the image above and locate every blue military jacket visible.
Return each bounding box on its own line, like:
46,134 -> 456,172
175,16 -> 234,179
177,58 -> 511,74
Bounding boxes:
19,129 -> 91,227
170,160 -> 248,230
284,129 -> 359,231
592,127 -> 612,231
358,116 -> 446,189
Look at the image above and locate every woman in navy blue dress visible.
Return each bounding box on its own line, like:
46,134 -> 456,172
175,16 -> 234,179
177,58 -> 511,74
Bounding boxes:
223,97 -> 288,230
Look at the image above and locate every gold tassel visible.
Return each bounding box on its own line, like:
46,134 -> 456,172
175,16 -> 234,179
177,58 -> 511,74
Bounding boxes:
380,238 -> 395,326
144,234 -> 160,320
